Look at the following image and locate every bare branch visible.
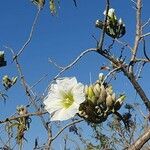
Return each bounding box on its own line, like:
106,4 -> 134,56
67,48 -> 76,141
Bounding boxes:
51,119 -> 83,141
135,62 -> 146,80
115,39 -> 133,51
52,48 -> 96,81
141,32 -> 150,38
29,74 -> 48,90
130,0 -> 137,5
98,0 -> 110,50
102,67 -> 121,84
122,67 -> 150,111
128,127 -> 150,150
15,8 -> 41,59
48,58 -> 64,70
0,111 -> 47,124
142,38 -> 150,61
129,0 -> 142,73
142,18 -> 150,28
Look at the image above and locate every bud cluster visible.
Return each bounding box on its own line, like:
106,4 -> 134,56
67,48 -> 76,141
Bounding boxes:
17,105 -> 28,116
78,74 -> 125,123
2,75 -> 17,90
95,8 -> 126,39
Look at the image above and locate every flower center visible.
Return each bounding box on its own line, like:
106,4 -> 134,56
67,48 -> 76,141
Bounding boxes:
61,91 -> 74,109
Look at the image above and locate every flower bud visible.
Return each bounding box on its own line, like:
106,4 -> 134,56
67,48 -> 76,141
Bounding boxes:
88,85 -> 94,99
106,85 -> 113,95
113,95 -> 126,111
84,85 -> 88,96
93,83 -> 101,97
99,84 -> 107,100
99,73 -> 105,83
106,94 -> 114,108
111,93 -> 116,101
103,8 -> 115,18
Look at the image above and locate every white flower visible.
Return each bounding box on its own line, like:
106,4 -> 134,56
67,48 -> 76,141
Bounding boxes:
103,8 -> 115,18
44,77 -> 85,121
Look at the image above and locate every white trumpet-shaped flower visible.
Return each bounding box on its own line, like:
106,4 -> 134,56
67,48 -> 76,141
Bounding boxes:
44,77 -> 85,121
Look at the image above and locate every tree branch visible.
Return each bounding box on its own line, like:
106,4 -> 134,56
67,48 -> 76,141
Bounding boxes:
128,127 -> 150,150
0,111 -> 47,124
51,119 -> 83,142
129,0 -> 142,73
15,8 -> 41,59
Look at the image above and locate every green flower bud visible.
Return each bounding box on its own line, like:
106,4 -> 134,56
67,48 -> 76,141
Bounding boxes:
113,94 -> 126,111
2,75 -> 12,90
88,85 -> 94,98
12,76 -> 18,85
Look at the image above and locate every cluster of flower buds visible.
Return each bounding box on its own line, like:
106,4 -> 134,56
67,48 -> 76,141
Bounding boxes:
16,106 -> 31,144
95,8 -> 126,39
2,75 -> 17,90
17,105 -> 28,116
78,73 -> 126,123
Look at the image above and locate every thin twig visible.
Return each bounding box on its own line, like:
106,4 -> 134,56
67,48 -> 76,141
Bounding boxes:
142,18 -> 150,28
48,58 -> 64,70
29,74 -> 48,90
102,67 -> 121,84
15,8 -> 41,59
52,48 -> 96,81
128,127 -> 150,150
141,32 -> 150,38
134,58 -> 150,63
142,38 -> 150,61
51,119 -> 83,141
97,0 -> 110,50
130,0 -> 137,5
115,39 -> 133,51
44,48 -> 96,95
129,0 -> 142,73
136,62 -> 146,80
0,111 -> 47,124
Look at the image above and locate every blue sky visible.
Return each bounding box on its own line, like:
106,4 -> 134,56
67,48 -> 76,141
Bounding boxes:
0,0 -> 150,149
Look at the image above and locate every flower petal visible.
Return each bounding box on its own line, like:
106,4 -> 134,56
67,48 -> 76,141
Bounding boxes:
44,77 -> 85,121
51,107 -> 77,121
